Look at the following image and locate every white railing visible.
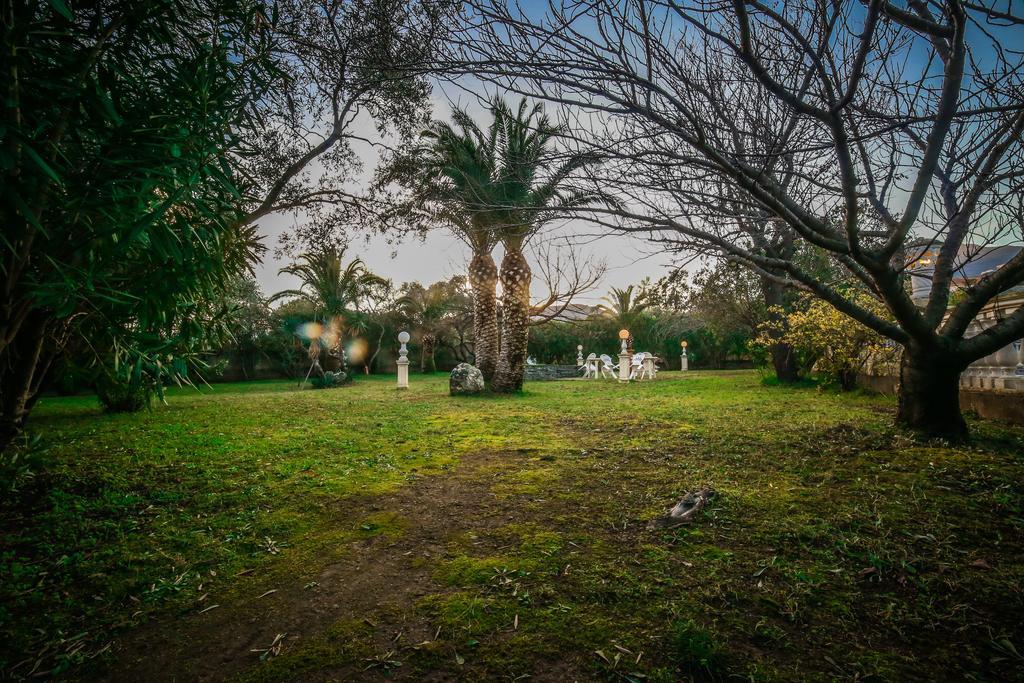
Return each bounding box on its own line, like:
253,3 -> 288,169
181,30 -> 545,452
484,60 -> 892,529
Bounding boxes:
959,339 -> 1024,391
862,292 -> 1024,393
958,301 -> 1024,392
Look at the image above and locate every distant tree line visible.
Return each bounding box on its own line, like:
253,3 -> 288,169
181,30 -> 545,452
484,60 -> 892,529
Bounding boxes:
49,243 -> 896,399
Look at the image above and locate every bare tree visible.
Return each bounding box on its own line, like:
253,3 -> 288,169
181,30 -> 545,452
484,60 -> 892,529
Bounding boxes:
528,239 -> 607,325
455,0 -> 1024,437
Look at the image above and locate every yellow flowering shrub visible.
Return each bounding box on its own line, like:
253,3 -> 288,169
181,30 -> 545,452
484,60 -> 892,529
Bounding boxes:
755,292 -> 898,390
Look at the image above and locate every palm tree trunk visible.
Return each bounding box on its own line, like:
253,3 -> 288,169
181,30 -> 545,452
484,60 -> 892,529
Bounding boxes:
468,250 -> 499,382
492,247 -> 532,393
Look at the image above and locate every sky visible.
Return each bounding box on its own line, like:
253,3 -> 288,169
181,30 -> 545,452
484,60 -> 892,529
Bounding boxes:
250,83 -> 683,306
249,2 -> 1024,306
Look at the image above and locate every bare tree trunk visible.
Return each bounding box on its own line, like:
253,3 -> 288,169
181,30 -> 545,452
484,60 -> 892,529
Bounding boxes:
760,275 -> 800,383
839,368 -> 858,392
0,312 -> 52,453
897,345 -> 967,440
367,322 -> 386,374
468,250 -> 499,382
769,340 -> 800,382
421,333 -> 436,373
240,350 -> 251,380
492,248 -> 531,393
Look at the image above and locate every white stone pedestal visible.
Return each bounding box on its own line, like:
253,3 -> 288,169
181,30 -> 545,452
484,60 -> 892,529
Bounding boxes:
618,352 -> 631,382
681,353 -> 688,371
397,358 -> 409,389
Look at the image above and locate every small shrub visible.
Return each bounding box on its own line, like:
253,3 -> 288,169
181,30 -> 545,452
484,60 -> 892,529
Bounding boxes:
669,618 -> 726,679
95,372 -> 154,413
0,434 -> 44,493
309,370 -> 351,389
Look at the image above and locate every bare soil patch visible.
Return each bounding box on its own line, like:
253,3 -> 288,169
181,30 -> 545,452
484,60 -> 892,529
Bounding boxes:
106,450 -> 534,682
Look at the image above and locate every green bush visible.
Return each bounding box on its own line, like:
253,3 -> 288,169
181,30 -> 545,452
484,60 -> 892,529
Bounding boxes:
309,371 -> 351,389
0,435 -> 44,493
95,372 -> 155,413
669,618 -> 726,679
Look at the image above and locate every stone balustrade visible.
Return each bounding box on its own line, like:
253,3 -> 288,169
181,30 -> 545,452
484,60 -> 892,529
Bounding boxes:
862,290 -> 1024,393
524,364 -> 584,381
959,293 -> 1024,391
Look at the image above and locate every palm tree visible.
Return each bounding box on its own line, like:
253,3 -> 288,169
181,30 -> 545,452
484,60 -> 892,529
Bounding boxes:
597,285 -> 652,351
484,98 -> 603,392
395,283 -> 454,373
411,111 -> 503,381
270,247 -> 387,370
399,98 -> 601,390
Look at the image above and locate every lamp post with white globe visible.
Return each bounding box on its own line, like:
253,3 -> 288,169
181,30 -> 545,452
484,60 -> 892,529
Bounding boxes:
397,331 -> 411,389
576,344 -> 584,366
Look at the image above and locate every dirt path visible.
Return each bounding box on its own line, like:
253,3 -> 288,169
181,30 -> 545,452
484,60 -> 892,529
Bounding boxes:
107,451 -> 535,682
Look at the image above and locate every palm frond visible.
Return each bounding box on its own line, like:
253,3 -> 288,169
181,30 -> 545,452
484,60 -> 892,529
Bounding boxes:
270,247 -> 385,324
407,96 -> 604,251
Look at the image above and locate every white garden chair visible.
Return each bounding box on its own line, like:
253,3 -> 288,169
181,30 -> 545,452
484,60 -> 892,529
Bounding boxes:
628,353 -> 640,379
583,353 -> 600,379
599,354 -> 618,379
630,352 -> 651,380
639,352 -> 659,377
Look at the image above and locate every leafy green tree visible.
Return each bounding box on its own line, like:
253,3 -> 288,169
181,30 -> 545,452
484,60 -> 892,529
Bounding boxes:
654,262 -> 802,380
434,276 -> 476,365
528,316 -> 613,364
682,264 -> 770,369
0,0 -> 278,451
217,276 -> 274,380
264,299 -> 319,379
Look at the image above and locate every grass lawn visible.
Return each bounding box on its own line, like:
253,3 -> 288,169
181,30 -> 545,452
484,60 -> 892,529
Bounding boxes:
2,371 -> 1023,681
